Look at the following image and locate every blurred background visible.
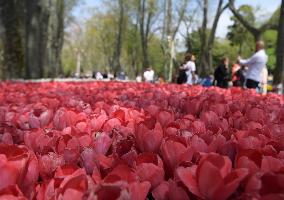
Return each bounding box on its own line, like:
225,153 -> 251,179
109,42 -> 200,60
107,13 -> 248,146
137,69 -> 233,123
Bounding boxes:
0,0 -> 283,86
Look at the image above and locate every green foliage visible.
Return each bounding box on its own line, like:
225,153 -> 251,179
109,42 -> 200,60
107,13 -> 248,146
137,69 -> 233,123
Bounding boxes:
263,30 -> 277,71
122,22 -> 142,77
186,30 -> 202,56
185,30 -> 202,68
62,8 -> 118,75
61,44 -> 76,76
61,0 -> 165,79
148,36 -> 165,76
212,39 -> 239,70
268,7 -> 280,26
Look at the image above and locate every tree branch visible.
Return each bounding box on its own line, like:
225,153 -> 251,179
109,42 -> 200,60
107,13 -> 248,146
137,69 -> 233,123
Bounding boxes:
228,0 -> 259,35
172,0 -> 189,39
208,0 -> 226,47
260,21 -> 278,32
145,9 -> 153,39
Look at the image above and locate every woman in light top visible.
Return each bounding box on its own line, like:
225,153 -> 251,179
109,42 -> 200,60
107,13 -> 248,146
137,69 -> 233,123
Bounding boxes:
180,53 -> 196,85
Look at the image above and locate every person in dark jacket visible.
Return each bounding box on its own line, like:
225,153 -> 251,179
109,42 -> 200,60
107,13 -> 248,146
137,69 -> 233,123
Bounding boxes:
234,65 -> 246,87
214,57 -> 230,88
177,63 -> 187,84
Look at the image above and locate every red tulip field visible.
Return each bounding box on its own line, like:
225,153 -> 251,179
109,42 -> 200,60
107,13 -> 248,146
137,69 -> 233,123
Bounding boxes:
0,81 -> 284,200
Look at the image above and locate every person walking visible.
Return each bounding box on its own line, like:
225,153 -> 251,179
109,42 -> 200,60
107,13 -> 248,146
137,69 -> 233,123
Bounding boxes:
238,41 -> 268,89
213,57 -> 230,88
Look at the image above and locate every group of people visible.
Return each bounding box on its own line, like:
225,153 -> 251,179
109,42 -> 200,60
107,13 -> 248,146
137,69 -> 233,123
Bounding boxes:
178,41 -> 268,93
93,40 -> 268,92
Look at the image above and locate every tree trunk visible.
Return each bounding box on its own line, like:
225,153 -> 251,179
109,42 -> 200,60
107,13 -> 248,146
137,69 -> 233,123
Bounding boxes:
274,0 -> 284,86
200,0 -> 228,76
199,0 -> 208,76
208,49 -> 213,73
139,0 -> 151,70
139,0 -> 147,70
141,38 -> 149,69
112,0 -> 124,74
165,0 -> 173,82
166,0 -> 172,37
24,0 -> 50,79
130,22 -> 139,77
253,32 -> 262,42
161,0 -> 167,41
0,0 -> 24,79
1,0 -> 66,79
164,0 -> 172,79
46,0 -> 64,77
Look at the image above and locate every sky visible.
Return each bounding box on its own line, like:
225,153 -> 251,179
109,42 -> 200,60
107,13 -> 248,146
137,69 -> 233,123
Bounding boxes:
72,0 -> 281,39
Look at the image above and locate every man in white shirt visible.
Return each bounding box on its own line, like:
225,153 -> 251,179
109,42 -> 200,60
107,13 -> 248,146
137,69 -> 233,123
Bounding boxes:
238,41 -> 268,89
143,67 -> 155,83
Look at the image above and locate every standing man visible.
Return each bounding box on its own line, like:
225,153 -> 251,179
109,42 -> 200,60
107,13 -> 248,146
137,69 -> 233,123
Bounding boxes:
238,41 -> 268,89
